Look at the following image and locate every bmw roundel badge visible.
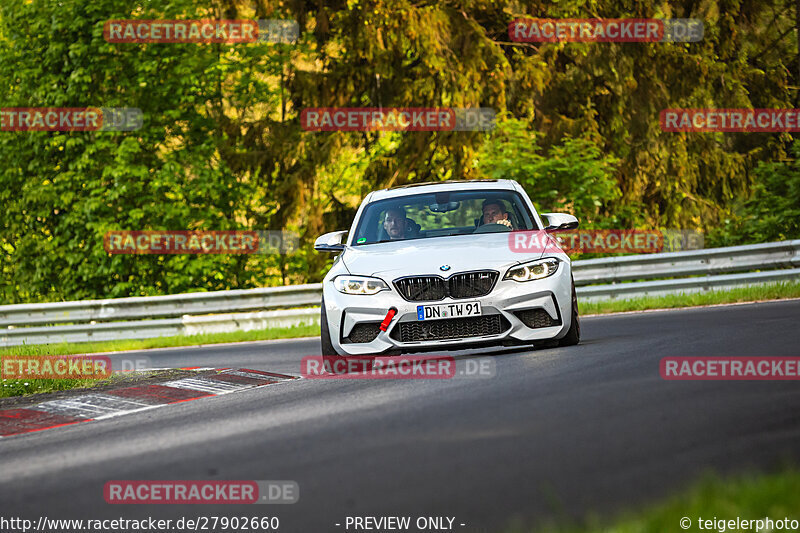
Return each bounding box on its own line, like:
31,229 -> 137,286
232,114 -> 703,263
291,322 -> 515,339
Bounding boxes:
440,265 -> 451,271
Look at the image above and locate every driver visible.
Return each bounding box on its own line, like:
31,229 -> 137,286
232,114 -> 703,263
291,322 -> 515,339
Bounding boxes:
480,200 -> 513,229
383,207 -> 408,240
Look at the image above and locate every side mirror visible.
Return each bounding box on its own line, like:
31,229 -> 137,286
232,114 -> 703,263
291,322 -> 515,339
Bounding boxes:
541,213 -> 579,231
314,231 -> 348,252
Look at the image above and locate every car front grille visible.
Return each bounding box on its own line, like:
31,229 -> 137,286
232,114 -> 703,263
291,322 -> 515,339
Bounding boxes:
394,271 -> 498,302
393,276 -> 447,301
343,322 -> 382,343
390,315 -> 509,343
448,271 -> 498,298
514,309 -> 561,329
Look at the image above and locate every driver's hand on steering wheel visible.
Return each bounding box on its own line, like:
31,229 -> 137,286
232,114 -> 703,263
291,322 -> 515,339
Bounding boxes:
496,219 -> 512,228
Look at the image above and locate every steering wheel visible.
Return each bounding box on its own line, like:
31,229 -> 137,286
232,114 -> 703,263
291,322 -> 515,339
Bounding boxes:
473,223 -> 512,234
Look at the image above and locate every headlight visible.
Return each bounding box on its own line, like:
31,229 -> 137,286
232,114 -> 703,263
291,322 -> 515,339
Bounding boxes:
333,275 -> 390,295
504,258 -> 560,282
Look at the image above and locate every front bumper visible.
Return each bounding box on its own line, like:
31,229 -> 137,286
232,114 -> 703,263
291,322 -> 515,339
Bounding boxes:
323,263 -> 574,355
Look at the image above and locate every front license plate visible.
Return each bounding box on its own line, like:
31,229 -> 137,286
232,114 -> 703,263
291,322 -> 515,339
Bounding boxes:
417,301 -> 482,321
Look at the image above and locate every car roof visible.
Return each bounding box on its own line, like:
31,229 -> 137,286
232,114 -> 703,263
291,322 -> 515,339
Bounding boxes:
368,179 -> 518,202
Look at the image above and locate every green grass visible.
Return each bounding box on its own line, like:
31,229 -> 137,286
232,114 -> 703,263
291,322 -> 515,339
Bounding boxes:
504,468 -> 800,533
0,322 -> 320,358
0,323 -> 319,398
0,370 -> 100,398
581,281 -> 800,315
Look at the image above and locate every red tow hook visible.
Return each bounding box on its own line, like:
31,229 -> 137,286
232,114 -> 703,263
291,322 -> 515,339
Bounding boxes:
379,308 -> 398,331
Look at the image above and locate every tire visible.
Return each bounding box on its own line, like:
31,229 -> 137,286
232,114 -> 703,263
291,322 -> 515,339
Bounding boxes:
320,298 -> 338,356
557,281 -> 581,347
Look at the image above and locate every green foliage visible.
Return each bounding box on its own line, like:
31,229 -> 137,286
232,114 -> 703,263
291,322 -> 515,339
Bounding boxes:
708,140 -> 800,246
504,467 -> 800,533
0,0 -> 292,302
0,0 -> 798,303
476,119 -> 621,227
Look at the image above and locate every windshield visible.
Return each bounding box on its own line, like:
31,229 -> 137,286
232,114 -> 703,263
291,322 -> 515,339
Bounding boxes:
351,189 -> 538,245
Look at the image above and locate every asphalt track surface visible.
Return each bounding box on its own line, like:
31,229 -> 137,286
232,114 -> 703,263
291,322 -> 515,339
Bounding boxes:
2,300 -> 800,533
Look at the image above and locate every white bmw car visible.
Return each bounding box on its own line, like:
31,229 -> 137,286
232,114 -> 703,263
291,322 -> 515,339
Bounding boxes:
314,179 -> 580,356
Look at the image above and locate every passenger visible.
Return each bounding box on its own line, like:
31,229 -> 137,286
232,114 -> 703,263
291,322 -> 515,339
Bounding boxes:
383,207 -> 408,240
479,200 -> 513,229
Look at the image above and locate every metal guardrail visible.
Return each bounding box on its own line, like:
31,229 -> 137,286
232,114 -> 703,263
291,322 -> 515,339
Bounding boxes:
576,267 -> 800,302
1,240 -> 798,346
0,284 -> 321,328
1,309 -> 321,347
573,239 -> 800,285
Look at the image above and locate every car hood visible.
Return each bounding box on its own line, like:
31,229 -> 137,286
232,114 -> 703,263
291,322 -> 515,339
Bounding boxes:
341,232 -> 555,278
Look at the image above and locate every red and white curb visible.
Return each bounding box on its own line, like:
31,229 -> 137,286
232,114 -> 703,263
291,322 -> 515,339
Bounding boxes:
0,368 -> 298,438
